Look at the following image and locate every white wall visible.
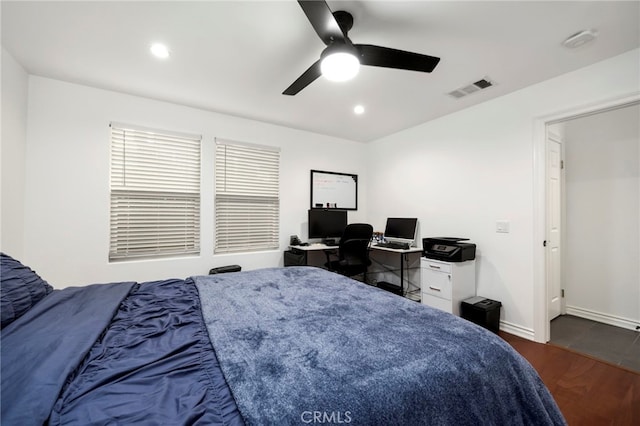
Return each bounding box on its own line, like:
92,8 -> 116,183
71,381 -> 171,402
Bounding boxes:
563,104 -> 639,325
8,46 -> 640,338
22,77 -> 367,287
1,48 -> 29,258
367,49 -> 640,338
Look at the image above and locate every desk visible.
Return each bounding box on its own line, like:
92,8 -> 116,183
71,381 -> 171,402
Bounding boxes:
289,243 -> 338,252
371,245 -> 422,298
286,244 -> 422,298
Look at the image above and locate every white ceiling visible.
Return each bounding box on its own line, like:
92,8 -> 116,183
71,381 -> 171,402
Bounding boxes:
2,1 -> 639,142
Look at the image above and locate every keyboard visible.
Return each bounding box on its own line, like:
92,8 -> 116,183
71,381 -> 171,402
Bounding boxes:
375,242 -> 410,250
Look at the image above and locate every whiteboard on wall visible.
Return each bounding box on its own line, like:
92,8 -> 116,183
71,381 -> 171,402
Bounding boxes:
310,170 -> 358,210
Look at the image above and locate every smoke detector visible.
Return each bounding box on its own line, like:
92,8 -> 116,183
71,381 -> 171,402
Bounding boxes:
562,29 -> 598,49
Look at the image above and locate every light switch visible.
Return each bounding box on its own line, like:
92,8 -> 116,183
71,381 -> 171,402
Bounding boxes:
496,220 -> 510,233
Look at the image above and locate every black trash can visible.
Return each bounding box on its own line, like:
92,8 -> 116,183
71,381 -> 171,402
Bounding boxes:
461,297 -> 502,334
284,250 -> 307,266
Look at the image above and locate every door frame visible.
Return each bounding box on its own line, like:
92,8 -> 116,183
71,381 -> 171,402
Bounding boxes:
532,91 -> 640,343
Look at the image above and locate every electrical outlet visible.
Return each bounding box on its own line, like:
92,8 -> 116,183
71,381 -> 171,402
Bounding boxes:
496,220 -> 510,233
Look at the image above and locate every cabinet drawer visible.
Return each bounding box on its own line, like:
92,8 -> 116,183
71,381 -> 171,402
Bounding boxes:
421,269 -> 452,300
421,259 -> 452,273
421,293 -> 452,314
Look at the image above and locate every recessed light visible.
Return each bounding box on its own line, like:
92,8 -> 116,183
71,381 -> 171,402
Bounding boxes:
150,43 -> 170,59
354,105 -> 365,115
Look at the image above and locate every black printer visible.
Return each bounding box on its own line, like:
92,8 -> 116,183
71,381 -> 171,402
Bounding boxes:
422,237 -> 476,262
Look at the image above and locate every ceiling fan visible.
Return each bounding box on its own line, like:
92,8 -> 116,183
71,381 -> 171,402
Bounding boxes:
283,0 -> 441,96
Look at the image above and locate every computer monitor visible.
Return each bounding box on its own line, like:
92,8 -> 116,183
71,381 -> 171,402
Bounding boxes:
384,218 -> 418,246
308,209 -> 347,240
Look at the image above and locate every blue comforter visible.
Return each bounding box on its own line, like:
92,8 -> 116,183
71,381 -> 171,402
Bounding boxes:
1,267 -> 565,425
195,267 -> 565,425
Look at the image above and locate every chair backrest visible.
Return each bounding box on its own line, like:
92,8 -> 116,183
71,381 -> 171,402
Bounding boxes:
339,223 -> 373,266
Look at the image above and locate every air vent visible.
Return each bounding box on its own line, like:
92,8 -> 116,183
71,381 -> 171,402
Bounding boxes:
461,84 -> 480,95
448,90 -> 466,99
474,78 -> 493,89
448,77 -> 496,99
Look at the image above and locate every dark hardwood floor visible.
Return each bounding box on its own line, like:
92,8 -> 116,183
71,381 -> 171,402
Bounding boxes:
501,332 -> 640,425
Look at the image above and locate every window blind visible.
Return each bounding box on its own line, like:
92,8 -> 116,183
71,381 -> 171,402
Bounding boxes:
109,123 -> 201,261
215,139 -> 280,253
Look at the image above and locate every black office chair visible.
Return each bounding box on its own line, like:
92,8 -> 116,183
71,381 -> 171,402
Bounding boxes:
325,223 -> 373,281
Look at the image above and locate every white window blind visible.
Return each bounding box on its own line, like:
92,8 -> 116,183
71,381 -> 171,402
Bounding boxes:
109,123 -> 201,261
215,139 -> 280,253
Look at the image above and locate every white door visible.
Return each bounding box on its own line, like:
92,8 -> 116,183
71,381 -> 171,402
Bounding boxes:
546,129 -> 563,320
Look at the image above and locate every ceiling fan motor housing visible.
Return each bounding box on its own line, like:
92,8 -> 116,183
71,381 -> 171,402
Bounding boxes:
282,0 -> 440,95
333,10 -> 354,34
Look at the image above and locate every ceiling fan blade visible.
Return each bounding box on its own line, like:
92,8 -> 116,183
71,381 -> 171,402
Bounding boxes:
298,0 -> 348,45
355,44 -> 441,73
283,60 -> 322,96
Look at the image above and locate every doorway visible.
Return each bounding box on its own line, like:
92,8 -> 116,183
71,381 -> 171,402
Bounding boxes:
542,99 -> 640,366
547,103 -> 640,370
533,93 -> 640,344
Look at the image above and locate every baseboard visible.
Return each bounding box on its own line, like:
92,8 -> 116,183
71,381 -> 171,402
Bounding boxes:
565,305 -> 640,331
499,320 -> 535,341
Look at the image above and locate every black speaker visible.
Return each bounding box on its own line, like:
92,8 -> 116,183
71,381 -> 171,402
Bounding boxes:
209,265 -> 241,275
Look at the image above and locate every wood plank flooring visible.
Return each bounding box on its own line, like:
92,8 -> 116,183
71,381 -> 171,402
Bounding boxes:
501,332 -> 640,425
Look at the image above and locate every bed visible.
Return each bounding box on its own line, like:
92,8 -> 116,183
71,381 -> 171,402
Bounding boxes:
1,253 -> 566,425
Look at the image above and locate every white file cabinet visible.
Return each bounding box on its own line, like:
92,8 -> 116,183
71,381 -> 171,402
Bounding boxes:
420,258 -> 476,316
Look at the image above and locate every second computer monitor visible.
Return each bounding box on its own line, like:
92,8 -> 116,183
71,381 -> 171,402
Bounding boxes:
384,218 -> 418,246
308,209 -> 347,240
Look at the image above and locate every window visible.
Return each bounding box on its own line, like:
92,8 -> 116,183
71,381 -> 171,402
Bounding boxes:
109,123 -> 201,261
215,139 -> 280,253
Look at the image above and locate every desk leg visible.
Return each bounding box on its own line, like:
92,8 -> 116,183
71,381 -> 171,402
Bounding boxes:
399,252 -> 405,296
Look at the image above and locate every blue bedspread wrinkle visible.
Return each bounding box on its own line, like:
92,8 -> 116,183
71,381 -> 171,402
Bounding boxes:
1,281 -> 135,426
2,278 -> 244,426
195,267 -> 566,426
49,278 -> 244,426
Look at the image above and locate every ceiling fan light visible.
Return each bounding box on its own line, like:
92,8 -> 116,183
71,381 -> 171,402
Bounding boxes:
321,52 -> 360,82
